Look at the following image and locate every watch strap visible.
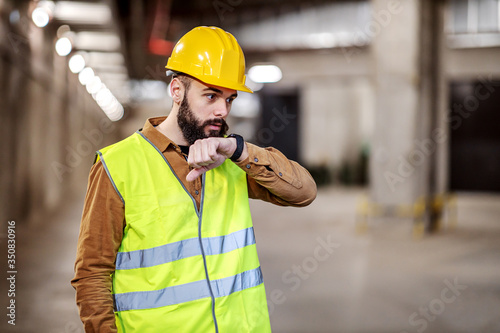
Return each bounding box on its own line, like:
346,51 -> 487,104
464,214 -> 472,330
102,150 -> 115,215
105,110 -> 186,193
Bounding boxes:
228,134 -> 244,162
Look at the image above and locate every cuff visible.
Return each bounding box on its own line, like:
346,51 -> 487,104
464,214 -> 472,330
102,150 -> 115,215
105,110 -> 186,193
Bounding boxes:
235,143 -> 272,177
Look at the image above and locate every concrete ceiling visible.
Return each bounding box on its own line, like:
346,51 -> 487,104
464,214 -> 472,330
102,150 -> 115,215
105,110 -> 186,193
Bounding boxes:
112,0 -> 364,80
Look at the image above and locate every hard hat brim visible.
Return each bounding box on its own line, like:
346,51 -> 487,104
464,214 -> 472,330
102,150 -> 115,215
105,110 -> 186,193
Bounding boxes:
165,67 -> 253,94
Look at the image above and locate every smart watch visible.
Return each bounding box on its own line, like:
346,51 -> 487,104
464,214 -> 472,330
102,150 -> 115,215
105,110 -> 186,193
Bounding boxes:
228,134 -> 244,162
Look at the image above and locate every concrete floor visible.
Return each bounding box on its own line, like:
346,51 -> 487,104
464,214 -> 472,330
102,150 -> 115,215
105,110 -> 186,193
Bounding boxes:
1,186 -> 500,333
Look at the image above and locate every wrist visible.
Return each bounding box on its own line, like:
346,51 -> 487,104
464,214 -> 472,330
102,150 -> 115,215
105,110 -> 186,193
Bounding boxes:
228,134 -> 245,162
236,143 -> 248,162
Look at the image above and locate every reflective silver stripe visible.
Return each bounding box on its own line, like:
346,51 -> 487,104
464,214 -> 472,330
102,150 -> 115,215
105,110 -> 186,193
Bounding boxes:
203,226 -> 255,257
113,266 -> 263,312
115,227 -> 256,270
210,266 -> 263,298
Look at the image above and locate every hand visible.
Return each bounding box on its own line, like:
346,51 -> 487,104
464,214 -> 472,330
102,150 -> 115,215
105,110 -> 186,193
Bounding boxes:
186,137 -> 238,181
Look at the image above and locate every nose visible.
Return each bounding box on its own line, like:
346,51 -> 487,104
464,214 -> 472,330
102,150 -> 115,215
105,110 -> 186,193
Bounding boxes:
213,99 -> 230,118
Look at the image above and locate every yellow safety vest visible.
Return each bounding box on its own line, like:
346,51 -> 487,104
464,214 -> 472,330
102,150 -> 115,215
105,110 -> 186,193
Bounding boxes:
96,131 -> 271,332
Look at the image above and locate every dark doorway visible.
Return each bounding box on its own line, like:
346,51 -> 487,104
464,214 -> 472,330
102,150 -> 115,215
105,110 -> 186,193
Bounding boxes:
255,89 -> 300,162
449,79 -> 500,192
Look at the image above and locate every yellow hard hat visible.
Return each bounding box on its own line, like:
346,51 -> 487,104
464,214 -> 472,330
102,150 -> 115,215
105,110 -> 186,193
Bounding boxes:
165,26 -> 253,93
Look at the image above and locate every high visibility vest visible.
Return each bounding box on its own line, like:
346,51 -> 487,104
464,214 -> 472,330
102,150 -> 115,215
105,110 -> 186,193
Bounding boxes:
96,131 -> 271,332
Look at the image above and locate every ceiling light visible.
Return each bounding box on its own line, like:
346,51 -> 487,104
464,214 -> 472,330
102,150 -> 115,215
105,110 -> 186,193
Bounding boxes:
308,33 -> 337,49
86,76 -> 102,94
106,104 -> 124,122
53,1 -> 111,25
86,52 -> 125,67
55,37 -> 72,56
68,54 -> 85,73
248,65 -> 282,83
74,32 -> 120,52
100,99 -> 124,121
78,67 -> 94,85
96,88 -> 113,106
32,8 -> 50,27
245,77 -> 264,92
100,97 -> 118,111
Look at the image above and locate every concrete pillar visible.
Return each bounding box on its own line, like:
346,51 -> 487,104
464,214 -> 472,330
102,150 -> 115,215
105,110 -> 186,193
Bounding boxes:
420,0 -> 448,231
369,0 -> 446,229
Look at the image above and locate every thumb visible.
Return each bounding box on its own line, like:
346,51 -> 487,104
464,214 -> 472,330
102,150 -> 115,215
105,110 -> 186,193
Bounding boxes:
186,167 -> 208,182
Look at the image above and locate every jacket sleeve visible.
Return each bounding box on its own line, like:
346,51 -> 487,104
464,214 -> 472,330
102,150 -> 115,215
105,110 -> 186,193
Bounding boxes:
71,160 -> 125,333
236,143 -> 317,207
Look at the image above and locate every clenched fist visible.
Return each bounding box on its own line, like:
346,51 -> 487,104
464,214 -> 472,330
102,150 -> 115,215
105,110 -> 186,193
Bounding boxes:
186,137 -> 248,181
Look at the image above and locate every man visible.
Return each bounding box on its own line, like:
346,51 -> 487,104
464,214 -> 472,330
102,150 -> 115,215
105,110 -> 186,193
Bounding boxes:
71,26 -> 316,332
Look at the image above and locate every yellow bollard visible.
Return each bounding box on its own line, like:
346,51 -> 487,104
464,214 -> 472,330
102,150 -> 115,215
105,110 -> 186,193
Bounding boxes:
355,195 -> 369,234
432,194 -> 445,232
412,197 -> 426,239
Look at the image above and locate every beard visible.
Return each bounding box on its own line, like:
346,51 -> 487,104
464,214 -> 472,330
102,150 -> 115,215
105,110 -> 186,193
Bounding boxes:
177,95 -> 229,145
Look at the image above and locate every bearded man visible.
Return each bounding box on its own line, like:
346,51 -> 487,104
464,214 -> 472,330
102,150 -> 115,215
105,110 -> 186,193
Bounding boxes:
71,26 -> 316,333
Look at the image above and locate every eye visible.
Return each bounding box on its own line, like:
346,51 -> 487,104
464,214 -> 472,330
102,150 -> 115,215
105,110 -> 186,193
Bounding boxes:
226,97 -> 235,104
206,94 -> 216,101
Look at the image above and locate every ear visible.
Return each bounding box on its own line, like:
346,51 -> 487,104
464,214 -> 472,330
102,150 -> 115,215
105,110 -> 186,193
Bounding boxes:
170,77 -> 183,104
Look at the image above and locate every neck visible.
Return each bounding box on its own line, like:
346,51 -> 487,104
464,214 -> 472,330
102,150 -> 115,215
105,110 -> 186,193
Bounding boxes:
156,109 -> 188,146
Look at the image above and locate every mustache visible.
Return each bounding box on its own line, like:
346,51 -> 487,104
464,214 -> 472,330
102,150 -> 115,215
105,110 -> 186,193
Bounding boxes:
202,118 -> 228,130
203,118 -> 226,126
202,118 -> 229,136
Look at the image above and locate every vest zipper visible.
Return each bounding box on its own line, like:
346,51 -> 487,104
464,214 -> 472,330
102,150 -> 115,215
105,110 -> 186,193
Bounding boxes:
197,175 -> 219,333
182,155 -> 219,332
137,132 -> 220,332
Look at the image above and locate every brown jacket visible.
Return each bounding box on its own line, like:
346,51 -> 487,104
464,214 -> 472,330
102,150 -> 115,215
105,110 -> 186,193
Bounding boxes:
71,116 -> 317,332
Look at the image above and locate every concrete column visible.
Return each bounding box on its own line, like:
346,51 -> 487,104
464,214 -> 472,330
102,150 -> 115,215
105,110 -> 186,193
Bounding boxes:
420,0 -> 447,231
369,0 -> 446,228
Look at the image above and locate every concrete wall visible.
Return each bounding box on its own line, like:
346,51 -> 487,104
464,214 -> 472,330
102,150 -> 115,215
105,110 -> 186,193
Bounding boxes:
245,0 -> 500,200
247,47 -> 374,178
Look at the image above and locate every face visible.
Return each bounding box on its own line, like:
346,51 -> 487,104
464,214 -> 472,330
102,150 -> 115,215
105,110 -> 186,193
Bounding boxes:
176,77 -> 237,145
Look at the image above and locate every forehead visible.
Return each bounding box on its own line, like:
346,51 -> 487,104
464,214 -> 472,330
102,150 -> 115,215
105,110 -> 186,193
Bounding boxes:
189,77 -> 237,96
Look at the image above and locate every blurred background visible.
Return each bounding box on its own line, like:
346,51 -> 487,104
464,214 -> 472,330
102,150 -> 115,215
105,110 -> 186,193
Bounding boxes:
1,0 -> 499,332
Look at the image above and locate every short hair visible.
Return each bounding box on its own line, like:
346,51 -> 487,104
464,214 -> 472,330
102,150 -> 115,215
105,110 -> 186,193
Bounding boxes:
172,73 -> 192,92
